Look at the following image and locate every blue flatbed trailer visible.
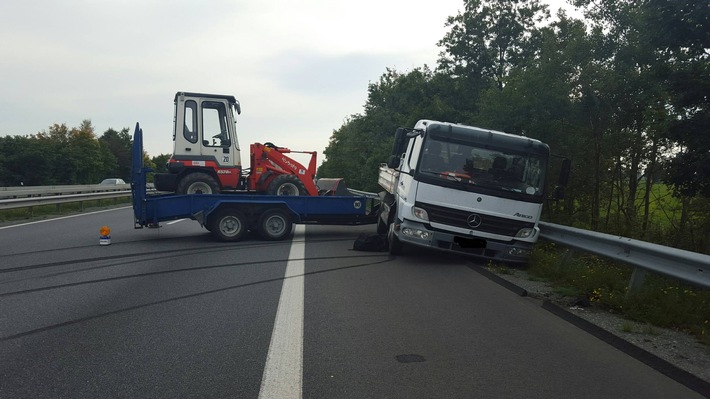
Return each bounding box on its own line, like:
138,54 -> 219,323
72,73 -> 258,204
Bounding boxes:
131,123 -> 378,241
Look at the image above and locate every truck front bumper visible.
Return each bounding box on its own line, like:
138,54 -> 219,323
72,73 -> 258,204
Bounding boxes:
395,219 -> 534,264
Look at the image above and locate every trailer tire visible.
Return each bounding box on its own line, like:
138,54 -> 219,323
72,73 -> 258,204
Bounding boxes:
258,209 -> 293,241
208,208 -> 247,242
267,175 -> 307,196
177,172 -> 220,194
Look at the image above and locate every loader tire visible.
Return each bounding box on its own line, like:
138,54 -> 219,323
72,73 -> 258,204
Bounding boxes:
267,175 -> 307,196
177,172 -> 220,194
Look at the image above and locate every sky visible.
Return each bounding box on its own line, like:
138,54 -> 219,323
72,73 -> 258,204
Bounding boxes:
0,0 -> 580,168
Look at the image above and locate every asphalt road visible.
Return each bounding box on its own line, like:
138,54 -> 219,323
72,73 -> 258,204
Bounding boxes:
0,207 -> 704,398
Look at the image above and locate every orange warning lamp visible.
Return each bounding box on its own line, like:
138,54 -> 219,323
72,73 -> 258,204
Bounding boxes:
99,225 -> 111,245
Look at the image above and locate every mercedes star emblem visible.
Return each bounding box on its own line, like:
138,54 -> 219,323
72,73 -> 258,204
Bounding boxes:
467,214 -> 482,228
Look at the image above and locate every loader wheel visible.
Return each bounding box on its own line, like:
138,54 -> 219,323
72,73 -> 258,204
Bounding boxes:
258,209 -> 293,241
267,175 -> 307,196
208,208 -> 247,242
177,172 -> 220,194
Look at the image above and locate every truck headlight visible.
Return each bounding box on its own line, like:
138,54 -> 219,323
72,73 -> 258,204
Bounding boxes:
412,207 -> 429,221
402,227 -> 431,240
515,228 -> 536,239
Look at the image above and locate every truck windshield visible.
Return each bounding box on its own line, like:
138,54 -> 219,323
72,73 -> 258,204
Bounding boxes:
418,138 -> 547,200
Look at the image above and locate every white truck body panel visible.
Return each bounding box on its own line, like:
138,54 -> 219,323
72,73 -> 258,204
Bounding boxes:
379,119 -> 551,263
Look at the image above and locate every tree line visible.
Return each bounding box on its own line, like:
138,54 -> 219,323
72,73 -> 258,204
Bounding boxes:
0,121 -> 169,187
317,0 -> 709,254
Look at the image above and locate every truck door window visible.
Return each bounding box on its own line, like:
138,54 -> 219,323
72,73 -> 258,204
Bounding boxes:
202,101 -> 230,147
183,100 -> 197,143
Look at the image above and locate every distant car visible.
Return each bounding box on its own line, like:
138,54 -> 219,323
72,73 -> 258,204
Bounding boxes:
99,178 -> 127,185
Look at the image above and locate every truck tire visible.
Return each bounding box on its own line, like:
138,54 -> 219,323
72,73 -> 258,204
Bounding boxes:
388,225 -> 404,255
177,172 -> 220,194
208,208 -> 247,242
376,204 -> 388,234
267,175 -> 307,196
258,209 -> 293,241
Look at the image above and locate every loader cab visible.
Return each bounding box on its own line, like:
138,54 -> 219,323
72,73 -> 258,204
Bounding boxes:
153,92 -> 243,194
173,92 -> 242,168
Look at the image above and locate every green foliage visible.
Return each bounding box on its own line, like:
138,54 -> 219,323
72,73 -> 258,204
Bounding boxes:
318,0 -> 709,254
0,121 -> 133,186
0,197 -> 131,223
529,243 -> 710,344
623,276 -> 710,336
99,127 -> 132,180
318,67 -> 458,191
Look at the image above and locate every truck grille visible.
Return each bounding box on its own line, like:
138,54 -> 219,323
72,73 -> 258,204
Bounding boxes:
416,202 -> 534,237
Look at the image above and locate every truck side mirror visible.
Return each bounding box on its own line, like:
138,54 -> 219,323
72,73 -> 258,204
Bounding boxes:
387,155 -> 401,169
391,128 -> 407,158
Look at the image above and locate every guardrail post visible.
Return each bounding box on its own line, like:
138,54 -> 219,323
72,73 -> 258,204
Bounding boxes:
627,267 -> 647,295
556,248 -> 575,272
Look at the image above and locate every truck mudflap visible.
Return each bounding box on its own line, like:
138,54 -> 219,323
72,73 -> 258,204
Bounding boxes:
394,219 -> 533,264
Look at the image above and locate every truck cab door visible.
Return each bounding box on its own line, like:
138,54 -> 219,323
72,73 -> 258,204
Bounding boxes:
200,100 -> 237,167
396,135 -> 420,214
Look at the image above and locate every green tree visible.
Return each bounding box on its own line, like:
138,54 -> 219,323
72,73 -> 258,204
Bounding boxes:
643,0 -> 710,199
319,67 -> 456,191
99,127 -> 132,180
150,154 -> 171,174
438,0 -> 550,91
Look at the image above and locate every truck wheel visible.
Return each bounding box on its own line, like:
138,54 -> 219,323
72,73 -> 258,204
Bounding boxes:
267,175 -> 307,196
388,225 -> 404,255
208,209 -> 247,242
177,172 -> 220,194
376,205 -> 388,234
258,209 -> 293,240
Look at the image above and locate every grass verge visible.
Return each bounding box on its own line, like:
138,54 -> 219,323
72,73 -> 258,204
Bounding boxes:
0,198 -> 131,224
527,242 -> 710,346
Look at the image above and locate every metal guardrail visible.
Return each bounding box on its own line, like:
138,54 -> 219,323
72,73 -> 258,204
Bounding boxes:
0,184 -> 132,211
0,191 -> 132,210
0,184 -> 130,199
539,221 -> 709,289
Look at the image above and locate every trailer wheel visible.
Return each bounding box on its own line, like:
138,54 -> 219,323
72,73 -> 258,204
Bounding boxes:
267,175 -> 307,196
208,209 -> 247,242
177,172 -> 220,194
258,209 -> 293,241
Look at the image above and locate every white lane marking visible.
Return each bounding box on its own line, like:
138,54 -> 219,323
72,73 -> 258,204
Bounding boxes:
0,207 -> 131,230
165,219 -> 185,225
259,224 -> 305,399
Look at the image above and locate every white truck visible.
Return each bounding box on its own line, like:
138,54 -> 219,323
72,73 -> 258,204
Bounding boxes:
377,120 -> 569,263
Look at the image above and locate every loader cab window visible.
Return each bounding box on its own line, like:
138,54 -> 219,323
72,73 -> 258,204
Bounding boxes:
183,100 -> 198,144
202,101 -> 231,147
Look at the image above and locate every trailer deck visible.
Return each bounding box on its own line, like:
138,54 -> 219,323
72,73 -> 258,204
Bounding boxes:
131,123 -> 378,241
